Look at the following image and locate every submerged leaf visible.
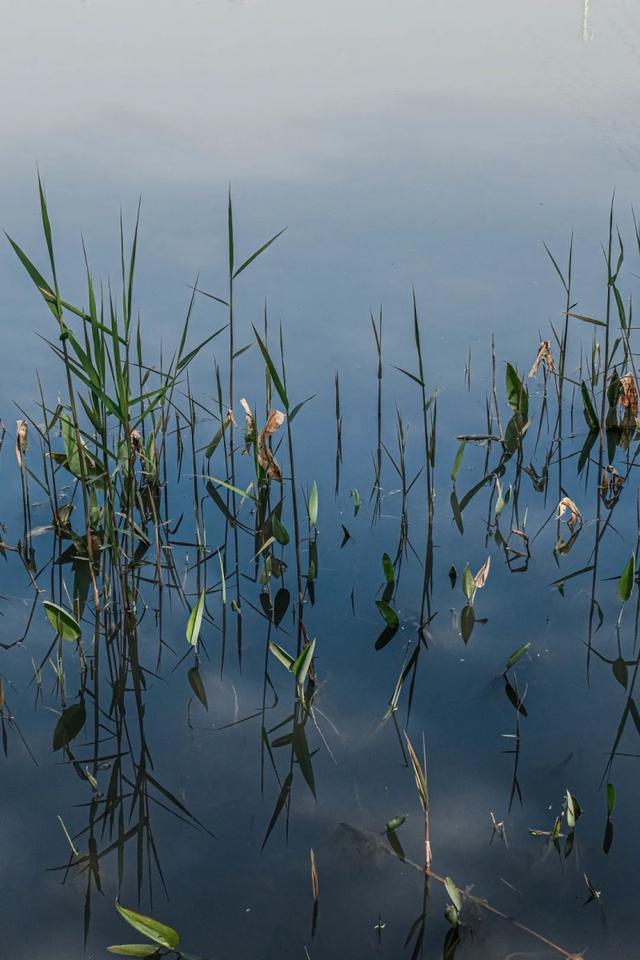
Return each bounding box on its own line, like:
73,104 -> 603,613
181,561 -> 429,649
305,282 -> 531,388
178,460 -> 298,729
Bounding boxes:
53,702 -> 86,751
188,665 -> 208,711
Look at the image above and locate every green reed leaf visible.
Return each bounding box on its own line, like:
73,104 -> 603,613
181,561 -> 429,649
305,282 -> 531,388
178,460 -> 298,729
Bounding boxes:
43,600 -> 81,641
186,590 -> 206,647
115,904 -> 180,950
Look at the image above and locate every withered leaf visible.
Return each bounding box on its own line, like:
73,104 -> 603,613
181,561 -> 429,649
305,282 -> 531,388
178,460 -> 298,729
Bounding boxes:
474,556 -> 491,589
557,496 -> 582,531
620,375 -> 638,418
15,419 -> 28,468
257,409 -> 286,480
528,340 -> 556,379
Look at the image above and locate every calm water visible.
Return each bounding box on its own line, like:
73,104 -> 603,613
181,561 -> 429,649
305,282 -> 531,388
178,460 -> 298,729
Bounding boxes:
2,2 -> 640,958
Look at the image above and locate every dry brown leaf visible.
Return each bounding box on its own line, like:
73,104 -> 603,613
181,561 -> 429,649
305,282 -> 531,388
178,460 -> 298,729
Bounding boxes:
557,496 -> 582,531
528,340 -> 556,379
263,409 -> 286,436
239,397 -> 254,426
310,848 -> 319,900
620,374 -> 638,417
599,471 -> 609,498
474,556 -> 491,589
15,419 -> 28,468
257,408 -> 286,481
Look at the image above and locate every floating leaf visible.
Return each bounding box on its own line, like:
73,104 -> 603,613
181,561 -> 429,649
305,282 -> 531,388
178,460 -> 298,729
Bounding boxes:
308,482 -> 318,526
617,554 -> 635,603
444,903 -> 459,927
186,590 -> 206,647
505,363 -> 528,417
376,600 -> 399,628
505,642 -> 531,671
607,783 -> 616,817
115,904 -> 180,950
444,877 -> 462,914
53,702 -> 86,751
382,553 -> 395,585
386,815 -> 407,832
351,489 -> 362,516
271,514 -> 290,546
461,564 -> 476,603
566,790 -> 582,829
107,947 -> 160,958
43,600 -> 82,641
450,441 -> 465,482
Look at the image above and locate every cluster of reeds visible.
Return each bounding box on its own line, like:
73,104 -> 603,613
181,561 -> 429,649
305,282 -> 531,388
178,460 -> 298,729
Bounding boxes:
6,185 -> 640,959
